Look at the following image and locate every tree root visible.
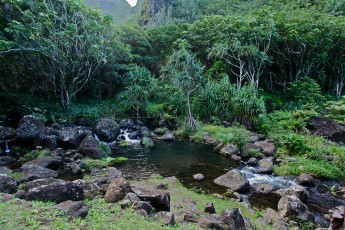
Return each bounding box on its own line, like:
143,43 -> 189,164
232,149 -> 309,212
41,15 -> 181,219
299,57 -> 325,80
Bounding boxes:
188,116 -> 200,130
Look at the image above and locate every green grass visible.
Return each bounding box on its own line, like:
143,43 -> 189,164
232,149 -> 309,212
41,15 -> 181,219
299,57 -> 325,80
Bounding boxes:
19,149 -> 52,164
7,172 -> 24,180
190,125 -> 236,142
155,127 -> 169,135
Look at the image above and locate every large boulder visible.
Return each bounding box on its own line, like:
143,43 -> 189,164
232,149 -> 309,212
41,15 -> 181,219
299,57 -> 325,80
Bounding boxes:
0,156 -> 16,167
220,208 -> 247,230
133,201 -> 155,214
0,174 -> 17,194
307,117 -> 345,143
214,169 -> 250,192
159,131 -> 175,141
23,157 -> 63,170
58,127 -> 91,148
141,137 -> 154,148
275,185 -> 309,203
132,186 -> 171,212
256,158 -> 274,174
220,143 -> 240,156
329,206 -> 345,230
50,200 -> 89,218
254,140 -> 276,156
119,119 -> 135,129
0,126 -> 15,140
104,178 -> 132,203
20,165 -> 58,180
139,126 -> 150,138
73,180 -> 100,200
297,173 -> 316,187
33,127 -> 59,147
16,116 -> 45,143
25,181 -> 84,202
94,118 -> 120,142
78,135 -> 106,159
21,178 -> 64,192
278,195 -> 314,222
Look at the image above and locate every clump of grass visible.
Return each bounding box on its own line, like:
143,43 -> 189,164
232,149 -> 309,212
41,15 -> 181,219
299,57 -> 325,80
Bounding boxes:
247,149 -> 260,158
155,127 -> 169,135
19,148 -> 51,164
7,172 -> 24,180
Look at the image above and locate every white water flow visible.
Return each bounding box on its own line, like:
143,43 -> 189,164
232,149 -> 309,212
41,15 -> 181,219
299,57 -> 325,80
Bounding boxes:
117,129 -> 141,144
5,141 -> 10,155
240,166 -> 295,189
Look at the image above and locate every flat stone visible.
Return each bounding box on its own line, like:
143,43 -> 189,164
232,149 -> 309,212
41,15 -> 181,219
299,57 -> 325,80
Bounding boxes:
214,169 -> 250,192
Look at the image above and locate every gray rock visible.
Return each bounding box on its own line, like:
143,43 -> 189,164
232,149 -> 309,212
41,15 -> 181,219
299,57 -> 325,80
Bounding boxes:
0,175 -> 17,194
139,126 -> 149,138
132,186 -> 171,212
46,135 -> 58,150
278,196 -> 314,222
99,167 -> 123,179
214,142 -> 224,153
159,131 -> 174,141
231,155 -> 241,161
0,166 -> 12,174
119,119 -> 135,129
329,206 -> 345,230
247,158 -> 258,166
272,221 -> 288,230
263,208 -> 284,224
257,158 -> 274,174
20,165 -> 58,180
307,117 -> 345,143
245,143 -> 264,152
134,201 -> 155,214
220,208 -> 247,230
129,131 -> 139,140
214,169 -> 250,192
220,143 -> 239,156
156,211 -> 175,225
25,181 -> 84,202
255,140 -> 276,156
0,193 -> 14,202
78,135 -> 106,159
124,192 -> 141,203
21,179 -> 64,193
253,183 -> 275,194
156,182 -> 169,190
23,157 -> 63,170
0,126 -> 15,140
204,202 -> 216,214
275,185 -> 309,203
33,127 -> 59,147
0,156 -> 16,167
141,137 -> 154,147
16,116 -> 45,143
94,118 -> 120,142
104,178 -> 132,203
58,127 -> 92,148
120,200 -> 131,209
250,136 -> 259,143
50,200 -> 89,218
198,214 -> 226,229
73,180 -> 100,200
297,173 -> 316,187
193,173 -> 205,182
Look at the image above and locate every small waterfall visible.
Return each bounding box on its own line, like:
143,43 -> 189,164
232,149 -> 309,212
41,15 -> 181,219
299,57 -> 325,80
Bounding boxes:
240,166 -> 295,189
93,133 -> 100,142
5,141 -> 10,155
117,129 -> 141,144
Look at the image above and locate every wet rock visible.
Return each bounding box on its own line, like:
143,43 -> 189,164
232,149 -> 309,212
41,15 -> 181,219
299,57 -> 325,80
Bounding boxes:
275,185 -> 309,203
93,118 -> 120,142
20,165 -> 58,180
220,208 -> 247,230
156,211 -> 175,225
231,155 -> 241,161
278,196 -> 314,222
139,126 -> 149,138
255,140 -> 276,156
329,206 -> 345,230
119,119 -> 135,129
104,178 -> 132,203
78,135 -> 106,159
73,180 -> 100,200
156,182 -> 169,190
297,173 -> 316,187
33,127 -> 59,147
0,193 -> 14,202
159,131 -> 174,141
25,181 -> 84,202
256,158 -> 274,174
198,214 -> 225,229
193,173 -> 205,182
16,116 -> 45,143
141,137 -> 154,147
58,127 -> 91,148
46,135 -> 58,150
50,200 -> 89,218
132,186 -> 171,212
0,126 -> 15,140
220,143 -> 240,156
307,117 -> 345,143
247,158 -> 258,166
0,156 -> 16,167
253,183 -> 275,194
0,174 -> 17,194
134,201 -> 155,214
129,131 -> 139,140
214,169 -> 250,192
23,157 -> 63,170
0,166 -> 12,174
204,202 -> 216,214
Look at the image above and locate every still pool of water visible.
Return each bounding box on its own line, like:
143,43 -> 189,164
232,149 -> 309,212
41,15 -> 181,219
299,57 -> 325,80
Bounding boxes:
113,140 -> 240,194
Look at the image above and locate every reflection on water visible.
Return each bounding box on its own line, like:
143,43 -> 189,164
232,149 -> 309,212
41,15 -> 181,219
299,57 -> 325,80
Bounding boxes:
112,140 -> 240,194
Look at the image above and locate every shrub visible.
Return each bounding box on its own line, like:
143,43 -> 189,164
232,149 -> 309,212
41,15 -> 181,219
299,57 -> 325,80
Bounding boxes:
247,149 -> 260,157
155,127 -> 169,134
325,96 -> 345,124
286,77 -> 325,105
221,127 -> 250,152
281,133 -> 310,155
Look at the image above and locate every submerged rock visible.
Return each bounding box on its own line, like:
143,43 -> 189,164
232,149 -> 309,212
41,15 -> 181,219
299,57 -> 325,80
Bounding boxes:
94,118 -> 120,142
214,169 -> 250,192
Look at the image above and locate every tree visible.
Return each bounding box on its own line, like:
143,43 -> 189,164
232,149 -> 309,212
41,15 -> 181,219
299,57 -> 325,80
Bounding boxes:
0,0 -> 128,113
161,39 -> 204,130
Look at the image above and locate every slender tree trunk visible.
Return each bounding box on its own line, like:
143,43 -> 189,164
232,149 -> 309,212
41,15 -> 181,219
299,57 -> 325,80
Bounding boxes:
186,91 -> 199,130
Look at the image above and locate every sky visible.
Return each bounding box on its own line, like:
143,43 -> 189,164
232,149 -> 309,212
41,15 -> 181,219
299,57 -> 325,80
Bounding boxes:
126,0 -> 137,7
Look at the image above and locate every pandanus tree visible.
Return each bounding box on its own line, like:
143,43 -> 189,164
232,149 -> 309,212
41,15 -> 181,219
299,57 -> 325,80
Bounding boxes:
161,39 -> 204,130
